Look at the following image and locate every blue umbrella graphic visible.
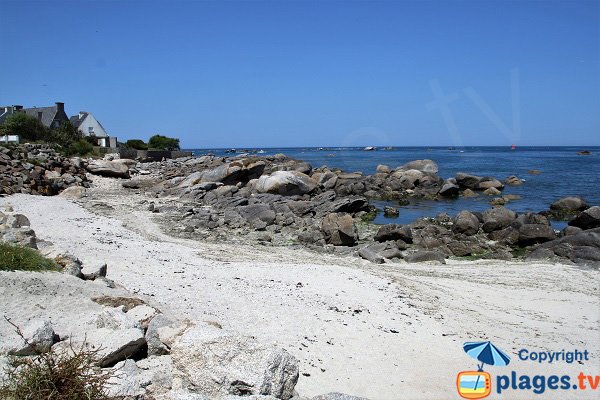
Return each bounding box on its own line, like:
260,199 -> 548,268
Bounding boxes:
463,341 -> 511,392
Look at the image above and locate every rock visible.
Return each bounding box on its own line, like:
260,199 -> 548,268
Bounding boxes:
170,322 -> 299,399
505,175 -> 523,186
81,262 -> 107,280
376,164 -> 391,173
577,150 -> 592,155
481,207 -> 516,233
256,171 -> 317,196
526,248 -> 556,261
8,319 -> 55,356
86,160 -> 130,178
405,250 -> 446,264
561,226 -> 582,236
358,246 -> 384,264
58,185 -> 86,199
383,206 -> 399,217
455,173 -> 482,189
82,327 -> 146,367
392,169 -> 424,189
321,213 -> 357,246
452,211 -> 480,236
399,159 -> 438,174
107,359 -> 147,398
483,187 -> 501,196
476,178 -> 503,191
569,206 -> 600,230
528,169 -> 542,175
517,224 -> 557,246
373,224 -> 413,243
146,314 -> 175,356
461,189 -> 478,197
239,204 -> 276,226
127,305 -> 159,329
55,254 -> 83,278
550,197 -> 588,213
439,183 -> 459,197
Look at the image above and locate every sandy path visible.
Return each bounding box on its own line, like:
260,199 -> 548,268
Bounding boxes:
2,187 -> 598,399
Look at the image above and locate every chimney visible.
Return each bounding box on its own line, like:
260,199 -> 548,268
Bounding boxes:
55,102 -> 64,113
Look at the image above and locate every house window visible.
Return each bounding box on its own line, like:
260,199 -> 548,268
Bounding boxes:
88,127 -> 94,134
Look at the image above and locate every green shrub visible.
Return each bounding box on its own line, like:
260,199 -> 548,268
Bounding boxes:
64,139 -> 94,157
0,243 -> 58,272
48,121 -> 83,148
0,113 -> 49,142
147,134 -> 180,151
0,319 -> 121,400
125,139 -> 148,150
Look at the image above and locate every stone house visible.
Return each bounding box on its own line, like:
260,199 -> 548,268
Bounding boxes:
70,111 -> 116,148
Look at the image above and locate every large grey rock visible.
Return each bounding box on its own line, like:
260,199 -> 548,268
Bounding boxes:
455,173 -> 483,189
517,224 -> 557,246
550,196 -> 588,213
569,206 -> 600,230
399,159 -> 438,174
439,182 -> 459,197
58,186 -> 86,199
476,177 -> 504,190
81,327 -> 146,368
7,319 -> 55,356
391,169 -> 424,189
256,171 -> 317,196
481,207 -> 516,233
358,247 -> 384,264
170,322 -> 299,399
146,314 -> 176,356
320,213 -> 358,246
86,160 -> 130,178
452,211 -> 480,236
373,224 -> 413,243
239,204 -> 276,225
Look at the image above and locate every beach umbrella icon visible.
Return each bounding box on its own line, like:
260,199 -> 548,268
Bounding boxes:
463,341 -> 511,371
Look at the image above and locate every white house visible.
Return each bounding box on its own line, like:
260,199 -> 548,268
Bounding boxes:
70,112 -> 116,147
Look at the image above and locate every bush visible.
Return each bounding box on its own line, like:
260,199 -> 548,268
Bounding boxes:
64,139 -> 94,157
49,121 -> 83,148
125,139 -> 148,150
0,319 -> 121,400
0,243 -> 58,272
147,134 -> 180,151
0,113 -> 48,142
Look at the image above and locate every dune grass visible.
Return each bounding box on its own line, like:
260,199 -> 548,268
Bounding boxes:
0,243 -> 58,272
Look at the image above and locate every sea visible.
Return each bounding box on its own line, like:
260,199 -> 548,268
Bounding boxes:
187,146 -> 600,228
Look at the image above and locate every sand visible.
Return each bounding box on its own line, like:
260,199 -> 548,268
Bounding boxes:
1,178 -> 598,399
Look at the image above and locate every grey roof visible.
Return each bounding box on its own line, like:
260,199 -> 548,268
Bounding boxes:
70,112 -> 88,129
23,106 -> 57,127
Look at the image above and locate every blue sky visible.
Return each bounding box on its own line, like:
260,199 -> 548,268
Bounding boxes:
1,0 -> 598,148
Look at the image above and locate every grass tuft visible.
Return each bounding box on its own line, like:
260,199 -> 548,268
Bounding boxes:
0,243 -> 59,272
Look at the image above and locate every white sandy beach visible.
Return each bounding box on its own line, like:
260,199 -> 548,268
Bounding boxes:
1,179 -> 598,399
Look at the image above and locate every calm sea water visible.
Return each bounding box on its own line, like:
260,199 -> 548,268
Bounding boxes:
188,147 -> 600,227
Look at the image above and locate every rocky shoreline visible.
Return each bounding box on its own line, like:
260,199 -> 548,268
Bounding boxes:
108,152 -> 599,268
1,147 -> 599,400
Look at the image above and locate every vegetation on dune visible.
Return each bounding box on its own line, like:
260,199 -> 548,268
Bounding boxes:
0,243 -> 59,272
0,318 -> 122,400
124,139 -> 148,150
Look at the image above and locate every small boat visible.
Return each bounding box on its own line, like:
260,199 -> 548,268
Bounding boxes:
511,144 -> 516,150
363,146 -> 376,151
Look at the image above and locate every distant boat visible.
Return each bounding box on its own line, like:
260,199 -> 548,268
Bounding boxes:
363,146 -> 376,151
511,144 -> 517,150
257,149 -> 265,154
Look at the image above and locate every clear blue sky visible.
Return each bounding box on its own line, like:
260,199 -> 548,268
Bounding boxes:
1,0 -> 598,148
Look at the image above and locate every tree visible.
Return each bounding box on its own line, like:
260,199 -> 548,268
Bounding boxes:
49,121 -> 83,148
147,134 -> 180,151
125,139 -> 148,150
0,113 -> 48,142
